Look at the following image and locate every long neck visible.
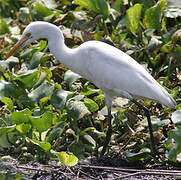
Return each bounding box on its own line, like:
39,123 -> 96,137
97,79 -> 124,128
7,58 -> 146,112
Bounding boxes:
47,30 -> 78,72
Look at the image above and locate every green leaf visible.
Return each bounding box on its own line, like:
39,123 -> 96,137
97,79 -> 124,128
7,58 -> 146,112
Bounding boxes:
50,90 -> 73,109
47,121 -> 67,143
26,138 -> 51,151
171,110 -> 181,126
30,52 -> 44,69
140,117 -> 170,131
160,44 -> 173,53
0,20 -> 9,35
143,0 -> 167,30
66,100 -> 90,120
83,98 -> 99,112
74,0 -> 109,19
125,4 -> 143,33
0,125 -> 16,136
82,133 -> 96,147
0,80 -> 18,98
0,97 -> 13,111
0,134 -> 11,148
51,150 -> 78,166
10,108 -> 32,124
16,123 -> 31,134
15,70 -> 41,89
81,86 -> 100,96
125,150 -> 150,162
64,70 -> 81,86
28,81 -> 54,102
68,141 -> 85,158
168,128 -> 181,162
111,0 -> 123,12
33,3 -> 54,17
30,111 -> 53,133
0,57 -> 19,72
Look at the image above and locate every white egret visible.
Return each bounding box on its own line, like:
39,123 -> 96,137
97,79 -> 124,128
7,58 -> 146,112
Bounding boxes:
5,21 -> 176,156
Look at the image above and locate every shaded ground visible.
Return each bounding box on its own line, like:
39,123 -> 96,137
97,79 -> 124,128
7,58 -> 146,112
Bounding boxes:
1,155 -> 181,179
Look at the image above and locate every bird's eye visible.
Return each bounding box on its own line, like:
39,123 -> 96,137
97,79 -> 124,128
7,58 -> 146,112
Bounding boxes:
25,33 -> 32,39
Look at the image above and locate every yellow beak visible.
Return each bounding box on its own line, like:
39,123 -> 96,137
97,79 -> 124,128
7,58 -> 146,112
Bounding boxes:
5,33 -> 31,60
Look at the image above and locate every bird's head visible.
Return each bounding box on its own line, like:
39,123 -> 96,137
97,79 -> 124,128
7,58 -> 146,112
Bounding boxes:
5,21 -> 63,60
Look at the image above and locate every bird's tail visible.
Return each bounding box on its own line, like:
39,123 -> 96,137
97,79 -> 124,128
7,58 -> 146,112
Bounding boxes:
157,85 -> 177,108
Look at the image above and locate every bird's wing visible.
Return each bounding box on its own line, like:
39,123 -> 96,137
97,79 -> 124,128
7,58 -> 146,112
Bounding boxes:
77,41 -> 176,108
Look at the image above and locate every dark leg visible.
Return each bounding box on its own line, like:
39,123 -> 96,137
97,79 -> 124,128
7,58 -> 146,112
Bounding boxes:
100,107 -> 112,157
131,99 -> 157,155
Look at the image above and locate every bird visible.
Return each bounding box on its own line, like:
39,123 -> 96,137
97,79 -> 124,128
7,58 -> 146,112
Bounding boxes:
5,21 -> 176,156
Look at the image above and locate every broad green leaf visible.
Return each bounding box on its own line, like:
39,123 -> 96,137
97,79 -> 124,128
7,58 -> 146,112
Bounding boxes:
38,40 -> 47,52
111,0 -> 123,12
0,20 -> 9,35
81,86 -> 100,96
134,0 -> 156,9
160,44 -> 173,53
30,111 -> 53,133
30,52 -> 44,69
33,3 -> 54,17
28,81 -> 54,102
82,133 -> 96,147
50,90 -> 72,109
0,80 -> 19,98
171,110 -> 181,126
0,61 -> 8,72
26,138 -> 51,151
143,0 -> 167,30
47,121 -> 67,143
15,70 -> 41,89
0,56 -> 18,71
0,97 -> 13,111
74,0 -> 109,19
64,70 -> 81,86
10,108 -> 32,124
173,47 -> 181,60
16,123 -> 31,134
125,150 -> 150,162
125,4 -> 142,33
40,97 -> 50,107
93,94 -> 105,107
66,100 -> 90,120
140,117 -> 170,131
4,57 -> 19,70
42,67 -> 52,79
0,134 -> 11,148
51,150 -> 78,166
83,98 -> 99,112
68,141 -> 85,159
0,125 -> 16,136
168,128 -> 181,162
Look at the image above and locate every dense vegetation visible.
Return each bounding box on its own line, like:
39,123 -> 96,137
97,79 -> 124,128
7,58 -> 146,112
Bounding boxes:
0,0 -> 180,166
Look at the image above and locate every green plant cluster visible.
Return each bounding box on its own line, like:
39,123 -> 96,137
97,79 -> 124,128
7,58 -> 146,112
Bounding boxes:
0,0 -> 180,165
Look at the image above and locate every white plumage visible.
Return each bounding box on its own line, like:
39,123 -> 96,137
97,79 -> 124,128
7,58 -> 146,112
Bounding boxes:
5,21 -> 176,155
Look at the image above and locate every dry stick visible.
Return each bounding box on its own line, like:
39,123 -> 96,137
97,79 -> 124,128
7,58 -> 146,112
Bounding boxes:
114,172 -> 142,180
78,169 -> 96,179
80,165 -> 181,177
18,165 -> 73,179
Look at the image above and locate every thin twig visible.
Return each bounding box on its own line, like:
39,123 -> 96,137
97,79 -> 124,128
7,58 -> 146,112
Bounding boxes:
80,164 -> 181,177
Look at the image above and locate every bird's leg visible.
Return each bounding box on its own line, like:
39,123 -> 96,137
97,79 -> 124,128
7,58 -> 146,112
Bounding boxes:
131,99 -> 157,155
100,107 -> 112,157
